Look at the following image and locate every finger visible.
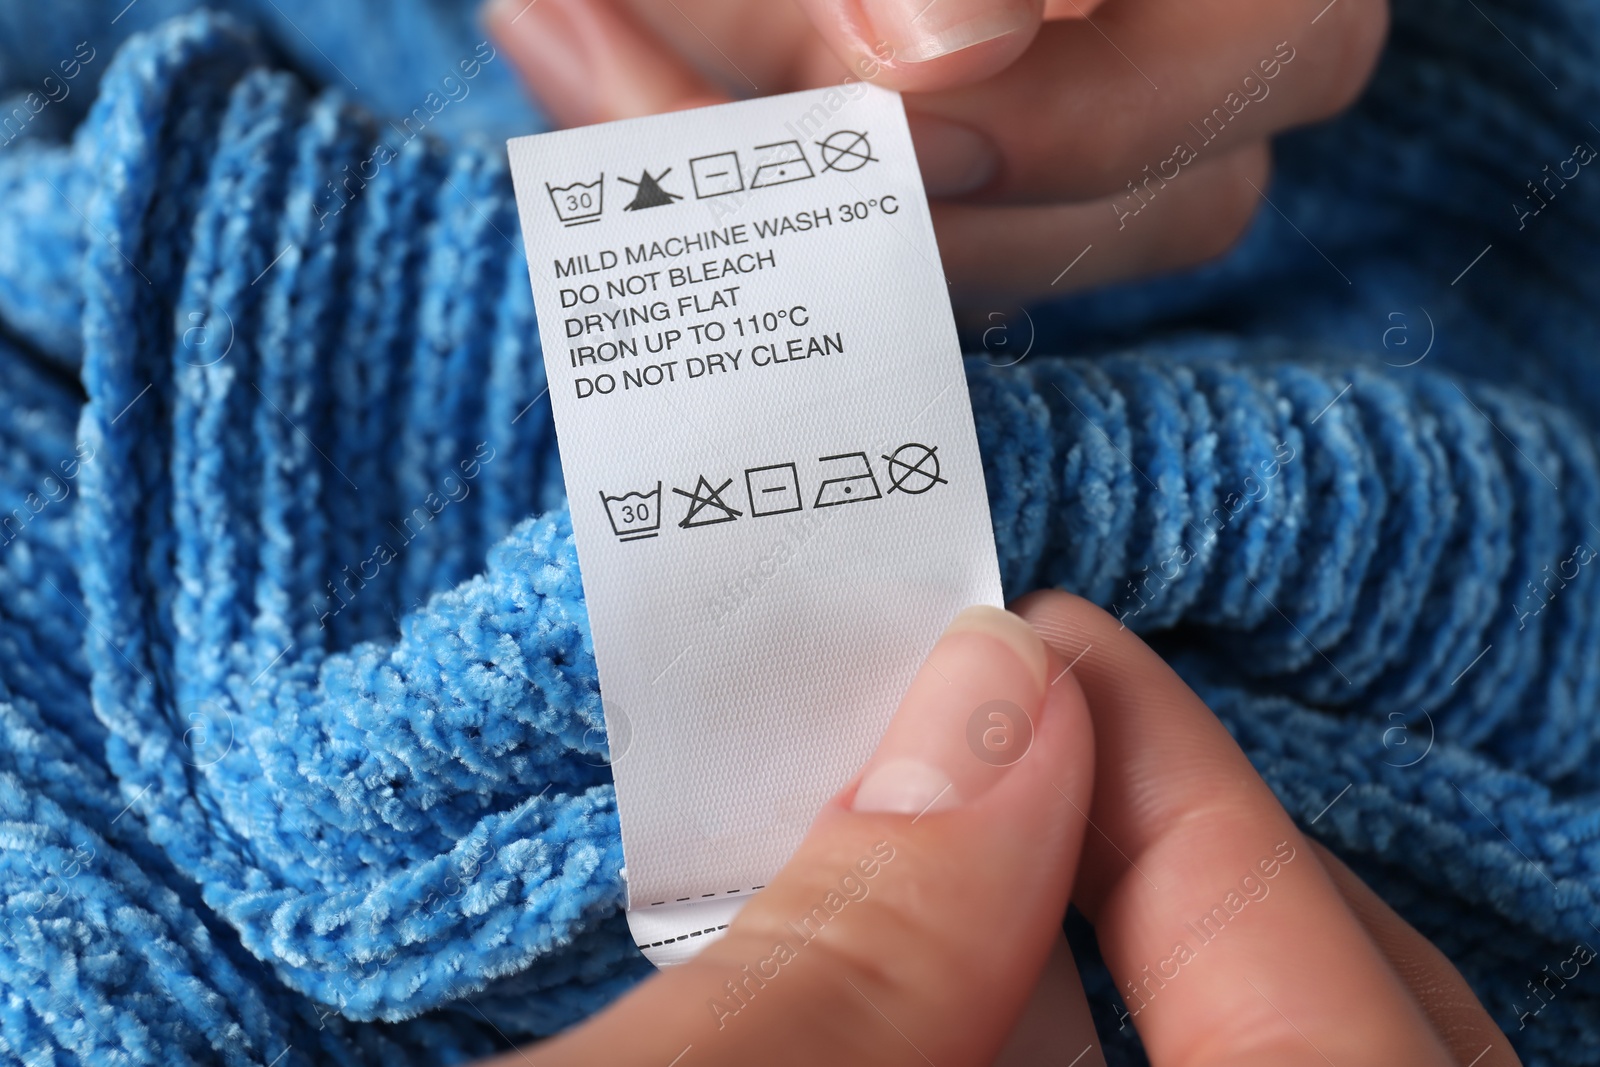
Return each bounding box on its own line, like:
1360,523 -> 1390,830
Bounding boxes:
483,0 -> 730,128
1309,842 -> 1524,1067
1043,0 -> 1112,16
1014,591 -> 1455,1067
613,0 -> 842,94
903,0 -> 1388,201
790,0 -> 1047,91
935,141 -> 1269,304
506,606 -> 1098,1066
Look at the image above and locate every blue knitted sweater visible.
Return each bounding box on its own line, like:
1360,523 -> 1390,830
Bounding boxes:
1,1 -> 1597,1064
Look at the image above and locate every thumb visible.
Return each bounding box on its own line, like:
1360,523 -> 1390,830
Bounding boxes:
518,605 -> 1095,1067
790,0 -> 1046,90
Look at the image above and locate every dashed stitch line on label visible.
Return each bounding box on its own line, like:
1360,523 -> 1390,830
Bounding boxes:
641,924 -> 731,950
648,885 -> 765,906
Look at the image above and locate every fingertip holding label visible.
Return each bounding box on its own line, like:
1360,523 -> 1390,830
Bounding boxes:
852,605 -> 1046,816
945,603 -> 1049,691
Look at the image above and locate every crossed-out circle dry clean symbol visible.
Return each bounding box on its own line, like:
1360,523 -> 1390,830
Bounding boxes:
817,130 -> 877,172
882,442 -> 946,495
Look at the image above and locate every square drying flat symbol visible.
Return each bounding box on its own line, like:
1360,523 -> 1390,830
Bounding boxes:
690,152 -> 744,198
745,463 -> 803,516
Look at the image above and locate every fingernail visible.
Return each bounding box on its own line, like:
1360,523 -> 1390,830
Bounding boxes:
942,605 -> 1049,689
483,0 -> 600,126
852,757 -> 961,817
852,606 -> 1048,815
908,115 -> 999,197
860,0 -> 1036,63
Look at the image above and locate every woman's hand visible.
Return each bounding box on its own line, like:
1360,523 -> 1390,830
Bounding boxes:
484,0 -> 1388,305
478,596 -> 1518,1066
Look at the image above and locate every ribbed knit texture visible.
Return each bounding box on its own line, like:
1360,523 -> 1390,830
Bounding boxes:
1,2 -> 1599,1064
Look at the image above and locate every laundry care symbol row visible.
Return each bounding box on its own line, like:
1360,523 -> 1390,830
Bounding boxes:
600,442 -> 944,543
546,129 -> 877,228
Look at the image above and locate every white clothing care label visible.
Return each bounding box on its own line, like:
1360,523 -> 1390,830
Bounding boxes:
506,85 -> 1002,966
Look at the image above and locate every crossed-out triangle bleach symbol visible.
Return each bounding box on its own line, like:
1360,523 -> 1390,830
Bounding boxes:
621,168 -> 682,211
674,475 -> 742,527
